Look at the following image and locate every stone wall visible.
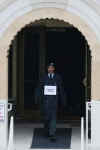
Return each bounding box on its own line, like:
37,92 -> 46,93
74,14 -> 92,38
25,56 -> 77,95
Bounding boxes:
0,1 -> 100,149
0,6 -> 100,100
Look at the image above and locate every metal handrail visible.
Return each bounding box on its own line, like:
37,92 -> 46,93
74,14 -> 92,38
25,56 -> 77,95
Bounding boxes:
8,116 -> 14,150
81,117 -> 84,150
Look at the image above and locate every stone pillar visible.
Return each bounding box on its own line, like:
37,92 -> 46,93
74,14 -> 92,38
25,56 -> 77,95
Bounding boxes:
0,50 -> 8,150
91,46 -> 100,100
91,60 -> 100,100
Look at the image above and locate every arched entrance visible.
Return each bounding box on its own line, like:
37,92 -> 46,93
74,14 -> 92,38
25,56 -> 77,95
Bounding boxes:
8,18 -> 91,122
0,5 -> 99,150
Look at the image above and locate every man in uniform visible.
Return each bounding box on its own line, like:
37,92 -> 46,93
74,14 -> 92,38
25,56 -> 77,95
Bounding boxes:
35,62 -> 66,141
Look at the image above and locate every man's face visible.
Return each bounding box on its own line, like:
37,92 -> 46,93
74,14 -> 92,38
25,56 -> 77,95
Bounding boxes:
48,66 -> 55,73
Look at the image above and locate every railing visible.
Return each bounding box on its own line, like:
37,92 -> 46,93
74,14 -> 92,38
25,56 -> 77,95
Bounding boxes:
86,101 -> 100,150
81,102 -> 91,150
8,100 -> 15,150
81,117 -> 84,150
86,102 -> 90,150
8,116 -> 14,150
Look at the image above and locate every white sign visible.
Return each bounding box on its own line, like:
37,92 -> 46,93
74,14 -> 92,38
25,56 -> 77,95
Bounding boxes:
44,86 -> 57,95
0,104 -> 5,121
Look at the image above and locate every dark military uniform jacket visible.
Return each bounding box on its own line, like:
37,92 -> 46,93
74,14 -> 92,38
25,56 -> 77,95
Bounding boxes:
35,73 -> 66,120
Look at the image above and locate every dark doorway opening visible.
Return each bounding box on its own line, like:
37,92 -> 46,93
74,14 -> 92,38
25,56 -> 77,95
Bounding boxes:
8,23 -> 91,122
46,28 -> 88,119
24,29 -> 40,110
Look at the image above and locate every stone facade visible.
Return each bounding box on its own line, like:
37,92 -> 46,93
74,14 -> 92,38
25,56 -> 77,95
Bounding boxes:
0,0 -> 100,100
0,0 -> 100,149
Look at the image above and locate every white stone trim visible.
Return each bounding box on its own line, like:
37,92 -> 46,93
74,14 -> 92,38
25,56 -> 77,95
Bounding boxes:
0,0 -> 100,42
68,0 -> 100,42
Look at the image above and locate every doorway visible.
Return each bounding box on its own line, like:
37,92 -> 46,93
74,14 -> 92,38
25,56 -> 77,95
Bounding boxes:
8,21 -> 91,122
46,27 -> 91,119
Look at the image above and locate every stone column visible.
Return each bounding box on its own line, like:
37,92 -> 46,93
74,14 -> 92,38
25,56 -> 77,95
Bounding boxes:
91,46 -> 100,100
0,49 -> 8,150
91,61 -> 100,100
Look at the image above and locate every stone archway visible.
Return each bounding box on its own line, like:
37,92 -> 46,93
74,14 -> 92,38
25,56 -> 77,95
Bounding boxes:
0,8 -> 100,101
0,7 -> 100,150
8,18 -> 91,119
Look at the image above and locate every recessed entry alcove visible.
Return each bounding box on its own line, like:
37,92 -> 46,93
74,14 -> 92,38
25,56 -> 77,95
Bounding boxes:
8,18 -> 91,122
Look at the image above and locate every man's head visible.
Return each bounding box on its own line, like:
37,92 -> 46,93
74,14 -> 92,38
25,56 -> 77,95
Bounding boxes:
47,63 -> 55,73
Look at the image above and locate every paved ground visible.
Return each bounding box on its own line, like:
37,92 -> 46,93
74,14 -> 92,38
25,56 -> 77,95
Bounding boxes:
14,123 -> 82,150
